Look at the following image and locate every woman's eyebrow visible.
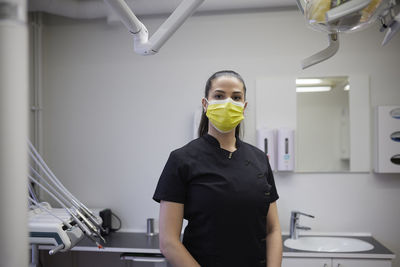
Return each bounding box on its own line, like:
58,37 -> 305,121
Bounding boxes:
213,89 -> 226,94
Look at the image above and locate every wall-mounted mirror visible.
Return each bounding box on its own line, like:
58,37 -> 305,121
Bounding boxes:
295,75 -> 370,173
255,75 -> 370,173
296,76 -> 350,172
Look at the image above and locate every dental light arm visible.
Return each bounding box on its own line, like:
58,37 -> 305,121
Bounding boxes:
103,0 -> 205,55
104,0 -> 142,33
302,33 -> 339,69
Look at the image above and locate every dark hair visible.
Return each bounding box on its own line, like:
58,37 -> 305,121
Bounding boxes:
198,70 -> 247,137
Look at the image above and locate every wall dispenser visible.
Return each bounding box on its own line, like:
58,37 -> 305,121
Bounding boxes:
256,128 -> 276,171
375,105 -> 400,173
277,128 -> 295,171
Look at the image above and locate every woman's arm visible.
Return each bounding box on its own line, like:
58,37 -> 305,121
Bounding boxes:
266,202 -> 282,267
159,200 -> 200,267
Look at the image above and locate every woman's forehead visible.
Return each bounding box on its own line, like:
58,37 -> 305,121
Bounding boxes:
211,76 -> 244,91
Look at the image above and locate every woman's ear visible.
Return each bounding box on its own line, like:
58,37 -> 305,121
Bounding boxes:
243,101 -> 248,112
202,98 -> 208,112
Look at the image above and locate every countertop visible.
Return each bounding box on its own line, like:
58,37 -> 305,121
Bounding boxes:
40,232 -> 395,260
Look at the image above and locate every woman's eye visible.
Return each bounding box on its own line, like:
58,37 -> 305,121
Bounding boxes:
215,95 -> 223,99
233,96 -> 242,101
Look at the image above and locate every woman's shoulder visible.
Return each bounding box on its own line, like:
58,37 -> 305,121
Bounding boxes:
239,140 -> 267,159
169,137 -> 206,159
240,140 -> 264,153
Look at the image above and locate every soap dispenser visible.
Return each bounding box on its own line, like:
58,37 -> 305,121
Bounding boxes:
277,128 -> 295,171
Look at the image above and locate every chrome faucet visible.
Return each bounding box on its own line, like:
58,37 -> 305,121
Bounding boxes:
289,211 -> 315,239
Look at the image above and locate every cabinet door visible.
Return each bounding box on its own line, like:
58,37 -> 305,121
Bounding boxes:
282,257 -> 332,267
332,258 -> 391,267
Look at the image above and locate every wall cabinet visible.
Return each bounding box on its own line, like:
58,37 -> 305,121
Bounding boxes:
282,257 -> 391,267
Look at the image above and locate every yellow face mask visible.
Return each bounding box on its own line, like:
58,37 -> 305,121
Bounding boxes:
205,98 -> 245,133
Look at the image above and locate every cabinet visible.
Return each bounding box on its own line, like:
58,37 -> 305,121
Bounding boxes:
332,258 -> 391,267
39,250 -> 171,267
282,257 -> 391,267
282,257 -> 331,267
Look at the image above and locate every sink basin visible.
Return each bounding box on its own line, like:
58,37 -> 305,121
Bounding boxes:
284,237 -> 374,252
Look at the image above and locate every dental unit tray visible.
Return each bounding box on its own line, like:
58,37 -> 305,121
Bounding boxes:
28,141 -> 106,254
29,204 -> 89,254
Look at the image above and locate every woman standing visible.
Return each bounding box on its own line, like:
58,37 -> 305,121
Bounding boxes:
153,70 -> 282,267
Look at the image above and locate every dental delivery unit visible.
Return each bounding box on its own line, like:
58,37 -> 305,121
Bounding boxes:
28,141 -> 105,254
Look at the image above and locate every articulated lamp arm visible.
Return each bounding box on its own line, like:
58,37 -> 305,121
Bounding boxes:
301,33 -> 339,69
103,0 -> 205,55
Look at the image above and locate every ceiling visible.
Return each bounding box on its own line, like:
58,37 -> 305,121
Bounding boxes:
101,0 -> 297,16
28,0 -> 298,18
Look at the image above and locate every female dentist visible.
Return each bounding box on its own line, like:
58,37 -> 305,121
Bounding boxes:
153,70 -> 282,267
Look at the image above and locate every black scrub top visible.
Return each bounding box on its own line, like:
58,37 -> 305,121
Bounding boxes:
153,134 -> 279,267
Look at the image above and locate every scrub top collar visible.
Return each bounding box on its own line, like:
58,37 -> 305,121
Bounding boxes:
203,133 -> 242,151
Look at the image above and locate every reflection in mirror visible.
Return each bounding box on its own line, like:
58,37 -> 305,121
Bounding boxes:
296,76 -> 350,172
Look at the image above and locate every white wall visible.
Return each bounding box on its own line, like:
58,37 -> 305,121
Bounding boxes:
40,9 -> 400,266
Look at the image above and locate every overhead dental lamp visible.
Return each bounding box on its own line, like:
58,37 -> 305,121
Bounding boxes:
103,0 -> 205,55
297,0 -> 400,69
